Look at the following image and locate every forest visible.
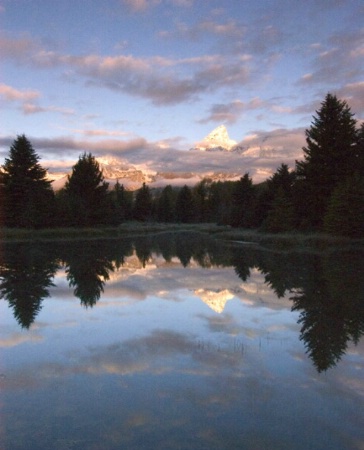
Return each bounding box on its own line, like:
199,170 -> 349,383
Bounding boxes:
1,93 -> 364,237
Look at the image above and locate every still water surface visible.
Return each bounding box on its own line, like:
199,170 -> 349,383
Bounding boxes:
0,233 -> 363,449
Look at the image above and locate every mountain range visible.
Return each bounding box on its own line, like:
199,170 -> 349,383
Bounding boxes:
49,125 -> 287,190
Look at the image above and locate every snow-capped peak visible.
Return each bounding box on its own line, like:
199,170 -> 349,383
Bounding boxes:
192,125 -> 237,152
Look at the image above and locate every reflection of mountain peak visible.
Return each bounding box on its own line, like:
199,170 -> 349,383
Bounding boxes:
195,288 -> 235,313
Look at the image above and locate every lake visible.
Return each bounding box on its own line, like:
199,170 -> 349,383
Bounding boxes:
0,232 -> 363,450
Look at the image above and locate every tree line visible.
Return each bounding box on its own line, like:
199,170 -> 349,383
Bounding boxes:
1,93 -> 364,237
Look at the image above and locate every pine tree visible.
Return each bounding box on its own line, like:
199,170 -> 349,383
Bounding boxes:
262,164 -> 296,232
193,179 -> 210,222
1,135 -> 55,228
133,182 -> 152,221
63,152 -> 110,226
175,185 -> 196,223
157,185 -> 175,222
323,174 -> 364,238
111,180 -> 132,224
263,187 -> 295,233
230,173 -> 255,227
295,93 -> 358,229
356,123 -> 364,175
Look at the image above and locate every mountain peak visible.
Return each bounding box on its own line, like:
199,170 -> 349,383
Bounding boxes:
192,124 -> 237,152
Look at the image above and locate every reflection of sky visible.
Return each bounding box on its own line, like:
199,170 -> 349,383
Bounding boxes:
0,256 -> 363,449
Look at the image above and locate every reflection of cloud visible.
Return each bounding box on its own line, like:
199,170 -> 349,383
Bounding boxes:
0,329 -> 245,390
0,332 -> 43,348
198,313 -> 244,336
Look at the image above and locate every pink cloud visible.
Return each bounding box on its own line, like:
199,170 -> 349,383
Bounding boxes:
121,0 -> 192,12
22,103 -> 75,116
0,83 -> 40,102
0,34 -> 36,58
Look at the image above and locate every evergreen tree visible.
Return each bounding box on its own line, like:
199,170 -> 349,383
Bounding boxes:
267,163 -> 295,196
295,93 -> 358,229
133,182 -> 152,221
356,123 -> 364,175
230,173 -> 255,227
207,180 -> 235,224
111,180 -> 132,224
157,185 -> 175,222
0,170 -> 5,227
263,187 -> 295,233
262,164 -> 296,232
175,185 -> 196,223
323,174 -> 364,238
63,152 -> 110,226
1,135 -> 55,228
193,179 -> 210,222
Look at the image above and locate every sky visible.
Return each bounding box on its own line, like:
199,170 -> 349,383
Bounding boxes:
0,0 -> 363,182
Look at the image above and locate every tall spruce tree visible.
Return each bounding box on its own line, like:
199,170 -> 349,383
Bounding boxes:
230,173 -> 255,228
175,185 -> 196,223
111,180 -> 132,224
262,164 -> 296,232
63,152 -> 110,226
133,182 -> 152,221
1,135 -> 55,228
295,93 -> 358,229
157,185 -> 175,222
323,174 -> 364,238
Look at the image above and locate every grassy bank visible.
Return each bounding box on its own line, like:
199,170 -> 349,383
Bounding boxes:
0,223 -> 363,251
0,223 -> 228,242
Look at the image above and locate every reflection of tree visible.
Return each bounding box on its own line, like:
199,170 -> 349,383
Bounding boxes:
175,236 -> 193,267
113,239 -> 134,269
134,237 -> 153,268
291,252 -> 364,372
154,233 -> 176,263
0,244 -> 58,328
231,244 -> 364,372
65,242 -> 114,308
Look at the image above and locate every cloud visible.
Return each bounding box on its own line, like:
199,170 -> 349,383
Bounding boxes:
22,103 -> 75,116
0,34 -> 255,106
0,83 -> 74,117
298,29 -> 364,86
337,81 -> 364,117
199,19 -> 245,38
120,0 -> 192,12
199,97 -> 295,124
121,0 -> 161,12
198,100 -> 247,124
0,83 -> 40,102
72,129 -> 131,138
0,34 -> 37,59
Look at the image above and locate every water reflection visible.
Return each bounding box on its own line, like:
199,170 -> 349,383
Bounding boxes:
0,243 -> 58,328
0,232 -> 363,372
65,241 -> 115,307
